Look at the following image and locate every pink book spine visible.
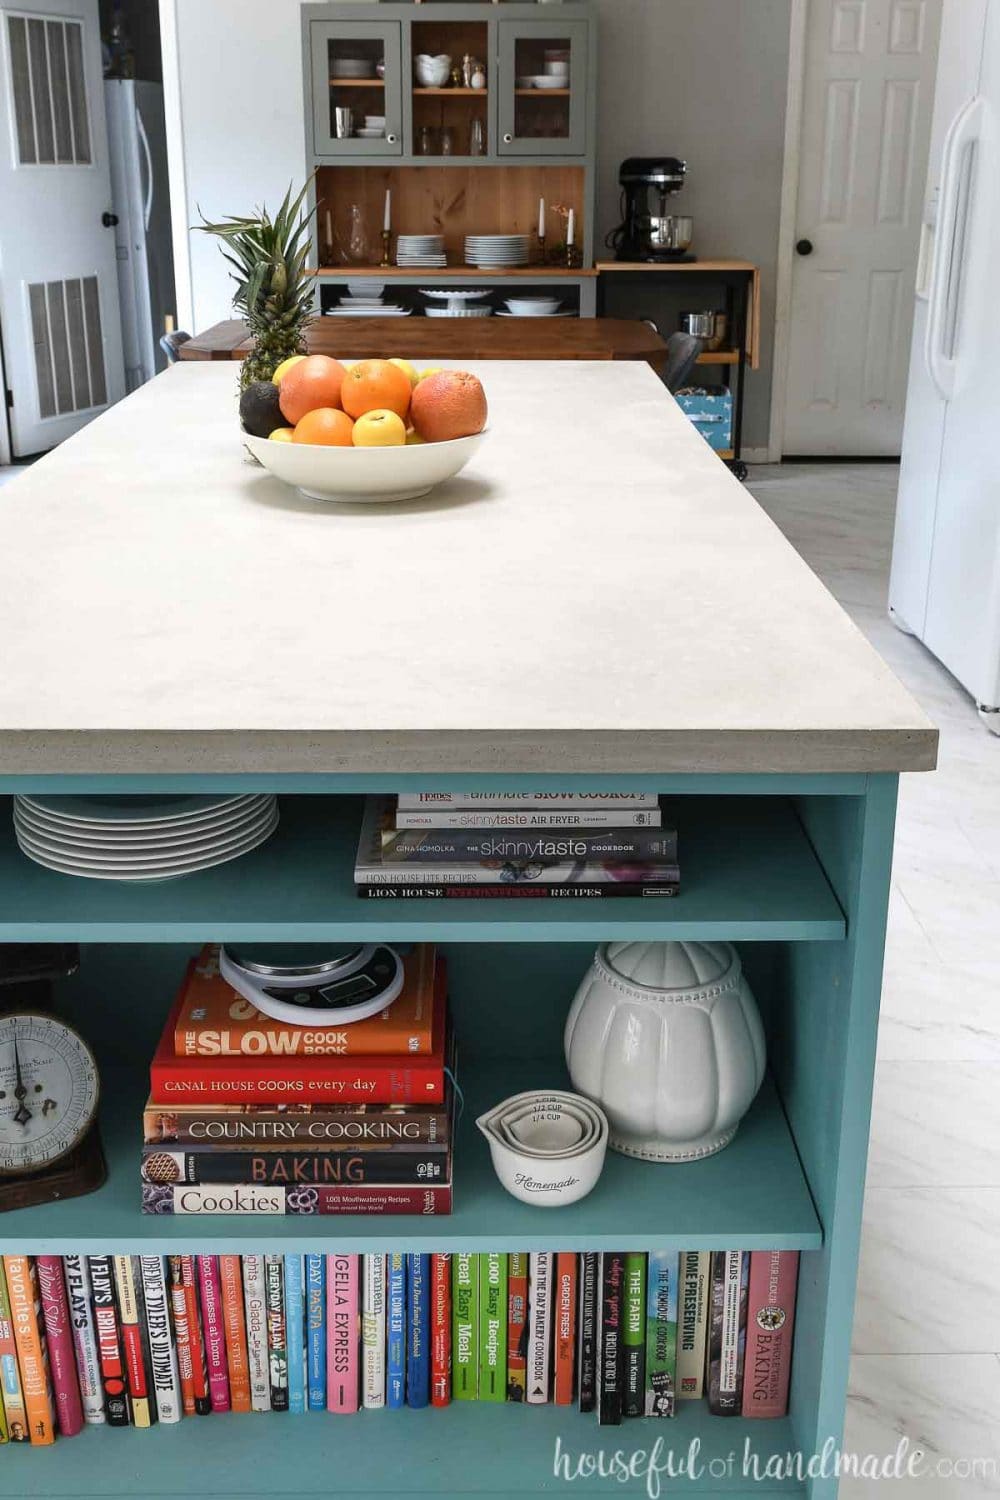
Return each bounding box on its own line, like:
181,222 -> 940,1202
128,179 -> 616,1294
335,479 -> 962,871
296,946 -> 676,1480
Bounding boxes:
326,1254 -> 359,1414
742,1251 -> 799,1419
197,1255 -> 231,1413
36,1257 -> 84,1437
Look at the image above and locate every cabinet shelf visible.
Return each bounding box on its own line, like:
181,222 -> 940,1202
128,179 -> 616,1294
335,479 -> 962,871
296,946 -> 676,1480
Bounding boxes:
0,1065 -> 821,1254
0,1400 -> 805,1496
413,87 -> 486,96
695,349 -> 740,365
0,795 -> 845,943
328,77 -> 385,87
515,88 -> 571,96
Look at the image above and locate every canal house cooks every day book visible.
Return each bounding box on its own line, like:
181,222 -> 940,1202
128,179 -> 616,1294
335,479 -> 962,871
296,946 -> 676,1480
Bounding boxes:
356,793 -> 680,898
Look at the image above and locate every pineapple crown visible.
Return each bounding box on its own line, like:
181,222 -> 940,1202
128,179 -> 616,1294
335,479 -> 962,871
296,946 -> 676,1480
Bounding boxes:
198,181 -> 316,335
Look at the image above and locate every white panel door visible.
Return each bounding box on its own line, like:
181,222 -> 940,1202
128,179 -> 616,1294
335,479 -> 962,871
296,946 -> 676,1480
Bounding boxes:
783,0 -> 941,455
0,0 -> 124,456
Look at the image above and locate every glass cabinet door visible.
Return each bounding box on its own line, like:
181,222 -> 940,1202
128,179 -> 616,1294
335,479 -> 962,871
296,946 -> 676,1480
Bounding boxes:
310,20 -> 402,156
497,19 -> 588,156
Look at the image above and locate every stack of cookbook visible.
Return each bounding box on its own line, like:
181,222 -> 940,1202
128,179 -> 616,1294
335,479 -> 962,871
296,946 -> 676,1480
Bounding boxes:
142,944 -> 455,1216
354,792 -> 679,898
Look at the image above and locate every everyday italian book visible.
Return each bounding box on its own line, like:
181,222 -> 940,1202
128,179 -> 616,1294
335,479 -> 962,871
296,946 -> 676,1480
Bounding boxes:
644,1251 -> 678,1418
149,971 -> 449,1106
62,1255 -> 105,1425
173,943 -> 436,1058
622,1252 -> 646,1418
396,792 -> 660,809
677,1250 -> 710,1400
36,1255 -> 84,1438
143,1096 -> 453,1147
742,1251 -> 798,1419
264,1255 -> 288,1412
707,1250 -> 750,1416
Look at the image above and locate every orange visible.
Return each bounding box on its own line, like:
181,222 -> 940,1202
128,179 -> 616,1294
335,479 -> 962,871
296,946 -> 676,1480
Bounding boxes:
279,355 -> 347,424
341,358 -> 412,422
292,407 -> 354,446
410,370 -> 488,443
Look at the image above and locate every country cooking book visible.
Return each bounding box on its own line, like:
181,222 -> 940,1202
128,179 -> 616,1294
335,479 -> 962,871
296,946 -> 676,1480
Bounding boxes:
172,943 -> 436,1057
143,1097 -> 453,1147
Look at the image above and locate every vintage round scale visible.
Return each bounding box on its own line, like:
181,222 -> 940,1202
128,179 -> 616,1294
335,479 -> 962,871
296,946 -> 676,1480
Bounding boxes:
0,1010 -> 106,1211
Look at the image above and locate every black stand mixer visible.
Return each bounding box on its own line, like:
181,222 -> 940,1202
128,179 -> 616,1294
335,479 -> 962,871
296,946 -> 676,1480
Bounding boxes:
607,157 -> 695,262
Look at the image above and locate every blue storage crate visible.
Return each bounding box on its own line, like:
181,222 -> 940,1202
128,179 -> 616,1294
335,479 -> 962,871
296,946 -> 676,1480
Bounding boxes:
675,386 -> 733,453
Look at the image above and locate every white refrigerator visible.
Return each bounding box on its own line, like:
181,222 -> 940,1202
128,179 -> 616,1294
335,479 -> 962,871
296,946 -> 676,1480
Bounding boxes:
888,0 -> 1000,729
104,79 -> 176,392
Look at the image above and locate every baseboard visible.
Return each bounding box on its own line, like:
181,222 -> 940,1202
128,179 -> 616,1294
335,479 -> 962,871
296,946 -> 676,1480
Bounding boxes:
740,448 -> 771,464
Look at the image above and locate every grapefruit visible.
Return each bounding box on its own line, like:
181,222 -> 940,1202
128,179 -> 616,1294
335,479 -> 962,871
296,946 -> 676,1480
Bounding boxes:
410,370 -> 487,443
292,407 -> 354,446
279,355 -> 347,424
341,358 -> 412,422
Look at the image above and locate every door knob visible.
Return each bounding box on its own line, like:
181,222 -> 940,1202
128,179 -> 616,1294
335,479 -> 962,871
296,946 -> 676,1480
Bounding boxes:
101,211 -> 119,227
503,132 -> 513,143
386,132 -> 397,143
795,237 -> 813,256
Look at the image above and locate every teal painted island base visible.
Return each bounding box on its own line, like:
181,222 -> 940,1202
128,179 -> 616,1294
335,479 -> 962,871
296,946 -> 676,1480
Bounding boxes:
0,774 -> 899,1500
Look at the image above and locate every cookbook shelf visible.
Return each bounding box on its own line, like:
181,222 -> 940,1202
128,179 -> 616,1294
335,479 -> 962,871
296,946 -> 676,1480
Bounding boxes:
0,795 -> 845,943
0,1066 -> 820,1255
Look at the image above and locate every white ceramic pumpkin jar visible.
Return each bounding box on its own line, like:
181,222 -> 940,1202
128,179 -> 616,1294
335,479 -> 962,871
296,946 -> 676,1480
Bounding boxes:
564,940 -> 766,1162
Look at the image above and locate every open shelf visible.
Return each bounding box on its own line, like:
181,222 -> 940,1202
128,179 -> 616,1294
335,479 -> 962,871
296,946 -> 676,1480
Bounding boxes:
0,1398 -> 805,1495
0,1062 -> 821,1254
0,796 -> 845,943
413,87 -> 485,96
696,350 -> 740,365
328,77 -> 385,88
309,266 -> 597,278
515,87 -> 571,95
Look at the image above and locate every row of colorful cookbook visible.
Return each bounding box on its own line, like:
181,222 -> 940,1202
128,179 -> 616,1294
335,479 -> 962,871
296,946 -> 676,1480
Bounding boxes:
354,791 -> 680,898
0,1249 -> 798,1444
142,944 -> 457,1216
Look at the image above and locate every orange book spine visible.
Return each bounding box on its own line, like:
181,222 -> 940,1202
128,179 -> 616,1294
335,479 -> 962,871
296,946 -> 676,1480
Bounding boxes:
2,1257 -> 56,1445
218,1256 -> 252,1412
173,945 -> 434,1058
554,1253 -> 578,1408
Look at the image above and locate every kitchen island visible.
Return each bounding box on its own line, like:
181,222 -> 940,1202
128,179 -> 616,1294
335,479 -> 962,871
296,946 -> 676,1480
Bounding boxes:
0,361 -> 934,1500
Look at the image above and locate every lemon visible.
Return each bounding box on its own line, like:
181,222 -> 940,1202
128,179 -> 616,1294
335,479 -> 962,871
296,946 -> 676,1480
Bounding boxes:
417,367 -> 444,382
388,357 -> 420,390
271,354 -> 306,386
352,409 -> 407,447
268,426 -> 295,442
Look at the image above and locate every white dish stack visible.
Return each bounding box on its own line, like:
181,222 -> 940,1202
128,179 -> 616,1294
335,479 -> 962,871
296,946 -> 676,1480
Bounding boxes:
421,288 -> 492,319
12,793 -> 280,882
464,234 -> 530,268
396,234 -> 447,268
357,115 -> 386,139
326,280 -> 411,317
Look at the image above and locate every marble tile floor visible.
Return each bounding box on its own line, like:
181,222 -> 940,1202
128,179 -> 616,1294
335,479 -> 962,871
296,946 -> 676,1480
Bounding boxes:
749,463 -> 1000,1495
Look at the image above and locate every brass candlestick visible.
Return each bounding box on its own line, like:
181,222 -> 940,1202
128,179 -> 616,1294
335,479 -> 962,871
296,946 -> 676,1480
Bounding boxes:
565,242 -> 581,269
380,229 -> 392,268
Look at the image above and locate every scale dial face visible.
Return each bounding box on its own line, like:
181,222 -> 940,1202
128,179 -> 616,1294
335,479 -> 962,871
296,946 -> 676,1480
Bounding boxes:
0,1012 -> 100,1175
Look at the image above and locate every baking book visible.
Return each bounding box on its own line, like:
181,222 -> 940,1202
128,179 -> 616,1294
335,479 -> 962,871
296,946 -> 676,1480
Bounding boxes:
707,1251 -> 750,1416
742,1251 -> 798,1419
141,1143 -> 449,1187
644,1251 -> 678,1418
677,1250 -> 710,1400
173,943 -> 436,1057
149,964 -> 449,1107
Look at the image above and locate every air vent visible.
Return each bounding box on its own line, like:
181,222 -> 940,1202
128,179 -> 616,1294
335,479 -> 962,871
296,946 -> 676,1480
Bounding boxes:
6,13 -> 92,166
28,277 -> 107,418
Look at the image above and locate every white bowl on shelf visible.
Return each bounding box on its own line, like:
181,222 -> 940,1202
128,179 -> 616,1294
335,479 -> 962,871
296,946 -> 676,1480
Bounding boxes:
243,429 -> 488,505
415,53 -> 452,87
544,59 -> 570,78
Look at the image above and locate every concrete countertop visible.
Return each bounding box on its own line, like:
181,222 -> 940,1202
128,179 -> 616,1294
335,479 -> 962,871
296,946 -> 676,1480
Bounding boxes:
0,361 -> 936,775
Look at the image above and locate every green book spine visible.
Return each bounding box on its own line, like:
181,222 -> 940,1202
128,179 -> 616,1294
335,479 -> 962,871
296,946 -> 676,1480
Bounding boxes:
478,1254 -> 507,1402
451,1253 -> 478,1400
623,1253 -> 647,1417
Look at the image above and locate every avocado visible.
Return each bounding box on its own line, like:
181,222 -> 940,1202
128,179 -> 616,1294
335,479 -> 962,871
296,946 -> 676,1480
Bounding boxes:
239,381 -> 285,439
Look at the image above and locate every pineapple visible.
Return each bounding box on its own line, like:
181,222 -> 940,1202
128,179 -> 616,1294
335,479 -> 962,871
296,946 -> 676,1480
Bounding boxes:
200,182 -> 316,389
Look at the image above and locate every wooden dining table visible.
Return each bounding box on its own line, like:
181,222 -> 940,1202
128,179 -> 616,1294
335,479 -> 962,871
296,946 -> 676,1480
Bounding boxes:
177,316 -> 667,371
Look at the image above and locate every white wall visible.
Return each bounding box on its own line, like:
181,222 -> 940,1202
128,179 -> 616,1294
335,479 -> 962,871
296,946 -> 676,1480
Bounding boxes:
162,0 -> 791,447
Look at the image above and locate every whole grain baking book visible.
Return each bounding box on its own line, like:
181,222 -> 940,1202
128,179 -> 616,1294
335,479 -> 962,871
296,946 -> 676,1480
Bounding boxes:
742,1251 -> 799,1419
3,1256 -> 56,1444
707,1250 -> 749,1416
173,943 -> 436,1057
150,964 -> 449,1106
677,1250 -> 710,1400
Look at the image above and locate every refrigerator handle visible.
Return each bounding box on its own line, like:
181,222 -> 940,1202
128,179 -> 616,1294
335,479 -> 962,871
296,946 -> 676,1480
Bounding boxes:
924,95 -> 983,401
135,104 -> 154,232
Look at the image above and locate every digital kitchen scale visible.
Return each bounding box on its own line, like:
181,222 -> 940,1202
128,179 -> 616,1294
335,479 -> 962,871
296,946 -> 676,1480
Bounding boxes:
219,944 -> 404,1026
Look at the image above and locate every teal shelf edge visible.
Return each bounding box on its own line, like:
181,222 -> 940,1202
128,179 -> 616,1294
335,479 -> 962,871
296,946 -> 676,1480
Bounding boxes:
0,1065 -> 822,1253
0,795 -> 846,942
0,1394 -> 805,1498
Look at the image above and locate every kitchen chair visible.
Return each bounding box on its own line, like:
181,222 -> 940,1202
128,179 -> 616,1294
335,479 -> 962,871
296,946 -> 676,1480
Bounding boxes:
663,331 -> 702,394
159,330 -> 191,364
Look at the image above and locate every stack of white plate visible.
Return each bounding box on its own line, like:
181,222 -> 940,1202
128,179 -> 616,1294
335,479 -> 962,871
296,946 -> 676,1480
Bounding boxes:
357,114 -> 386,139
421,288 -> 492,319
464,234 -> 530,268
331,57 -> 374,80
327,294 -> 411,318
396,234 -> 446,268
12,793 -> 280,882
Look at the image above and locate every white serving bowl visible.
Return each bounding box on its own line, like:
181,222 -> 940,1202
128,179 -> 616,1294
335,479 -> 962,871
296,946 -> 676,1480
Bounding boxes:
477,1090 -> 609,1205
347,280 -> 384,298
243,429 -> 488,505
505,299 -> 560,314
415,53 -> 451,87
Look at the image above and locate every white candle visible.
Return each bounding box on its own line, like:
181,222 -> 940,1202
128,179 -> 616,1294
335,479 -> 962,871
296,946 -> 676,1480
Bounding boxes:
567,208 -> 575,247
383,189 -> 391,232
325,209 -> 333,248
538,197 -> 545,239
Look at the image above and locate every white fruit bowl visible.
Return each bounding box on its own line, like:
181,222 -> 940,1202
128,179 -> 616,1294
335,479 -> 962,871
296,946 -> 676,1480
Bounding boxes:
243,429 -> 488,505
